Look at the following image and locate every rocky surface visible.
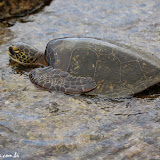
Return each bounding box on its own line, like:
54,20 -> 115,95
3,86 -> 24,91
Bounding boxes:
0,0 -> 52,20
0,0 -> 160,159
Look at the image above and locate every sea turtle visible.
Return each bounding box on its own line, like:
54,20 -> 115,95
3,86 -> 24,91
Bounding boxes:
8,38 -> 160,98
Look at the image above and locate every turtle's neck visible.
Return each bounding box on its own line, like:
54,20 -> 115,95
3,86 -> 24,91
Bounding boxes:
34,52 -> 49,67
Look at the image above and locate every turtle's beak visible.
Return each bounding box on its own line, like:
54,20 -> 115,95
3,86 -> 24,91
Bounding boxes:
8,45 -> 19,56
8,46 -> 15,55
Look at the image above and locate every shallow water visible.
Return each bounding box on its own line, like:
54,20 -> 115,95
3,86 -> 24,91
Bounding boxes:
0,0 -> 160,159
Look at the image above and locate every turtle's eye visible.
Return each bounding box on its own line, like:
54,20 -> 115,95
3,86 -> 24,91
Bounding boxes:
12,46 -> 20,53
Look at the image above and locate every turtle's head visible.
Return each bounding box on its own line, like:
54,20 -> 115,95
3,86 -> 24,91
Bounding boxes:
8,42 -> 40,65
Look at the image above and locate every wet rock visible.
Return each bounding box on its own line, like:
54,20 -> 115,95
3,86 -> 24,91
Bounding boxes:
46,102 -> 59,114
0,0 -> 52,20
0,0 -> 160,159
0,25 -> 13,44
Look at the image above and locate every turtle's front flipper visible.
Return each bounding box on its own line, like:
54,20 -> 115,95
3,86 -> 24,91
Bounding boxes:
29,66 -> 97,94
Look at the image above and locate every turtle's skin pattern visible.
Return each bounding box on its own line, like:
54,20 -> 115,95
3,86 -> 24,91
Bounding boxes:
9,42 -> 41,65
29,66 -> 96,94
8,38 -> 160,98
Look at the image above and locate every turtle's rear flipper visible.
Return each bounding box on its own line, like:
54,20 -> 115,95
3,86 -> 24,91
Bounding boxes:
29,66 -> 97,94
